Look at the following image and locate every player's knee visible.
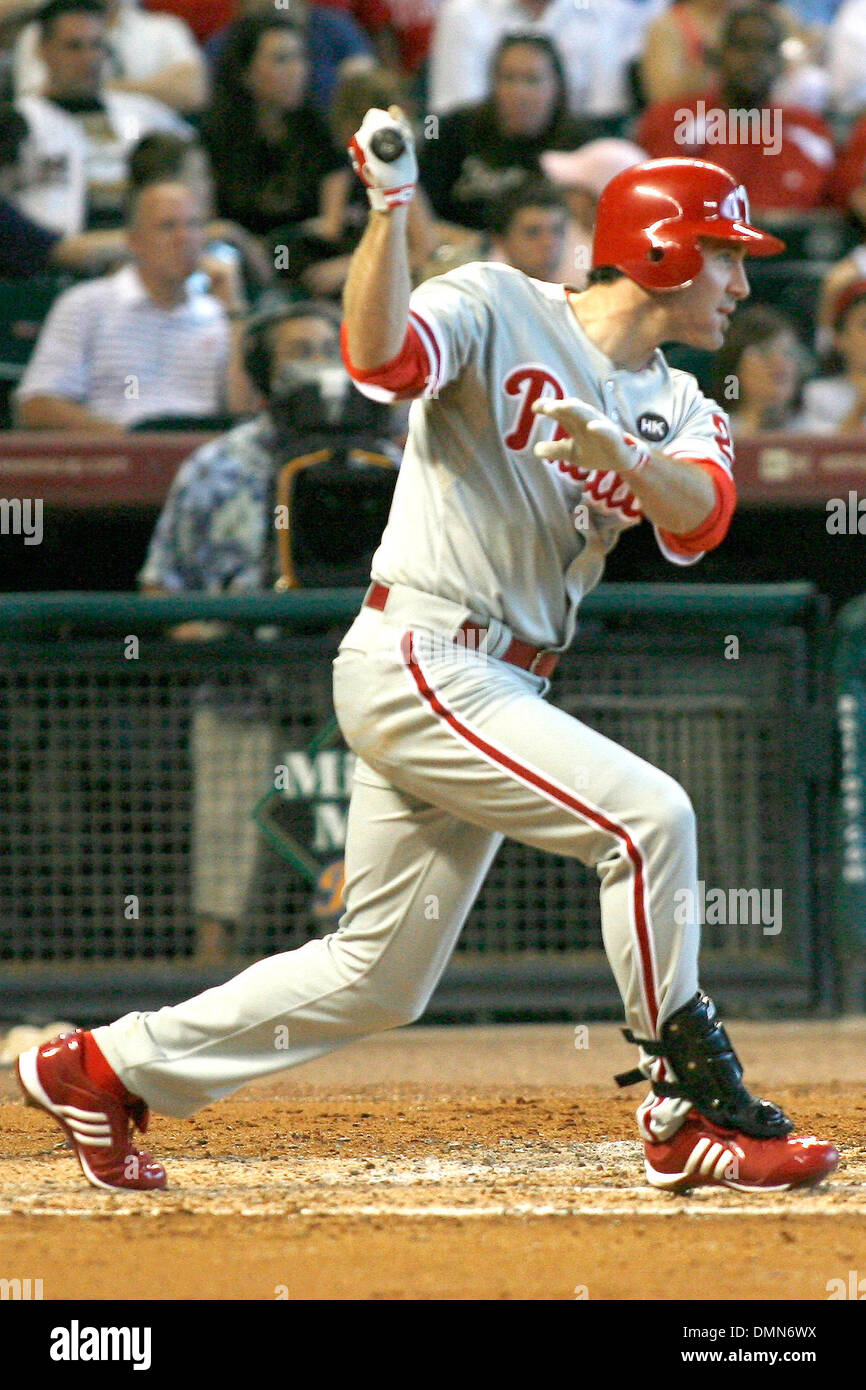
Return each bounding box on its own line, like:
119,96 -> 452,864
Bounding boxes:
389,999 -> 428,1028
361,992 -> 427,1031
328,941 -> 430,1030
648,776 -> 696,844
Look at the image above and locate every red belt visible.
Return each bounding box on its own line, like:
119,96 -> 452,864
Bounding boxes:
364,583 -> 560,679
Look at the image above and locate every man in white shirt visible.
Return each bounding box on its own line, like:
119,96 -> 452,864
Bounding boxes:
13,0 -> 190,235
13,0 -> 206,113
16,179 -> 249,431
428,0 -> 665,120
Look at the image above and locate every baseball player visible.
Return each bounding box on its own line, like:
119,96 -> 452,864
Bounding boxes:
16,114 -> 838,1196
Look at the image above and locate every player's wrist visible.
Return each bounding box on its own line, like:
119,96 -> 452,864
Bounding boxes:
617,433 -> 652,474
366,184 -> 416,213
367,203 -> 412,238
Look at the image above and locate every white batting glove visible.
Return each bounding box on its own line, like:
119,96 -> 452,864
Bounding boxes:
348,107 -> 418,213
532,398 -> 652,475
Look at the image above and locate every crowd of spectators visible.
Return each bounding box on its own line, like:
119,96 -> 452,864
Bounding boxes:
4,0 -> 866,444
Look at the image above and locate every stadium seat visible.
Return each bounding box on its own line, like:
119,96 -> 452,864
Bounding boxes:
276,446 -> 398,588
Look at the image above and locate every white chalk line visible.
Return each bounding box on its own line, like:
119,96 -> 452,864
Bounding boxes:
0,1179 -> 860,1221
2,1145 -> 862,1218
0,1197 -> 857,1219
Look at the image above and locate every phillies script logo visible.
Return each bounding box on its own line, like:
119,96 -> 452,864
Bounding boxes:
503,365 -> 641,519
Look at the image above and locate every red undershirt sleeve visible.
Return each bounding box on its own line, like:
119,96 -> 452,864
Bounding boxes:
340,321 -> 432,401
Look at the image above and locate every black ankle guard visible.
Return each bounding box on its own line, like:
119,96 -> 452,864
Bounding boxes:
614,991 -> 793,1139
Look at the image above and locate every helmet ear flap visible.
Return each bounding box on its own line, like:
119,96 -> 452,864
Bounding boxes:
659,238 -> 705,290
631,234 -> 705,292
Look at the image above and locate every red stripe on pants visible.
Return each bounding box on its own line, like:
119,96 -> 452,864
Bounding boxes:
400,631 -> 661,1031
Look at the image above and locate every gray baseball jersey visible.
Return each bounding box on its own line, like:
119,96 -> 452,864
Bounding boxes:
354,261 -> 734,650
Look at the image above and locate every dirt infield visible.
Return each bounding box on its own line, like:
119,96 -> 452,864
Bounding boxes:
2,1021 -> 866,1300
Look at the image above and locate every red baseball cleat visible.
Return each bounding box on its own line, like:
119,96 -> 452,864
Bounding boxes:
644,1111 -> 838,1193
16,1032 -> 166,1192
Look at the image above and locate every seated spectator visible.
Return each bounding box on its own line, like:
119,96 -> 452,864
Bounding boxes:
14,0 -> 207,114
640,0 -> 829,111
138,297 -> 395,596
127,130 -> 274,289
540,138 -> 645,286
636,5 -> 837,212
428,0 -> 657,121
12,0 -> 190,235
15,178 -> 250,430
200,15 -> 348,243
204,0 -> 373,114
488,175 -> 566,282
709,304 -> 811,436
0,100 -> 128,273
419,33 -> 596,234
799,279 -> 866,432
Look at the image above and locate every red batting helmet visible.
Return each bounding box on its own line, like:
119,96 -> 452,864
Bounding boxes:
591,158 -> 786,291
